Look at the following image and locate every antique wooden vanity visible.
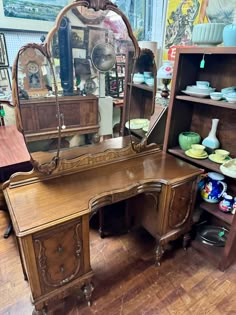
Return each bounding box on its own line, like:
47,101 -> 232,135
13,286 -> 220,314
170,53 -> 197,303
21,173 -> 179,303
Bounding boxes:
2,1 -> 202,314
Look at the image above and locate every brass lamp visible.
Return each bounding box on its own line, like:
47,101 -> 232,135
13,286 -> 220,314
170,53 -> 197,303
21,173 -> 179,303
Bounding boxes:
157,61 -> 173,98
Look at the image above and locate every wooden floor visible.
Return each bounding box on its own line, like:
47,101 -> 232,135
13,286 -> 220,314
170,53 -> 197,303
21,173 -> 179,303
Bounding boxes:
1,210 -> 236,315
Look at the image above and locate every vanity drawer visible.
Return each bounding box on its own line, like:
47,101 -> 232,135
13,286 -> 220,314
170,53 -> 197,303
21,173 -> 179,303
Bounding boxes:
33,218 -> 84,294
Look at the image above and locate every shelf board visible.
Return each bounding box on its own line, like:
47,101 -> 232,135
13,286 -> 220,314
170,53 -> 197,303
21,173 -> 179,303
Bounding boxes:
191,239 -> 224,269
176,95 -> 236,110
168,146 -> 222,173
128,82 -> 153,92
200,202 -> 234,225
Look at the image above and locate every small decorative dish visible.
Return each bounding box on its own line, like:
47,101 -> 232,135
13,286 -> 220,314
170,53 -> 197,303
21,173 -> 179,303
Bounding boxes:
220,158 -> 236,178
197,225 -> 229,247
181,90 -> 210,98
142,125 -> 149,132
185,149 -> 208,159
208,154 -> 231,164
125,118 -> 149,130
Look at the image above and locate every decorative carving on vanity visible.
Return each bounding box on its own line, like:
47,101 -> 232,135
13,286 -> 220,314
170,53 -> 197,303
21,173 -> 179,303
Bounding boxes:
58,146 -> 137,173
168,180 -> 195,229
34,221 -> 83,293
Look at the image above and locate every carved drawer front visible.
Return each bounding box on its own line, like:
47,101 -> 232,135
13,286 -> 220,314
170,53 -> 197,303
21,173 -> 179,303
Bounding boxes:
168,180 -> 195,230
33,219 -> 84,294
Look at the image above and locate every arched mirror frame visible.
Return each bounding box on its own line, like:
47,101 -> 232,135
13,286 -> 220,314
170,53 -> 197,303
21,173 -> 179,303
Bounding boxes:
8,0 -> 158,178
46,0 -> 157,154
11,43 -> 62,175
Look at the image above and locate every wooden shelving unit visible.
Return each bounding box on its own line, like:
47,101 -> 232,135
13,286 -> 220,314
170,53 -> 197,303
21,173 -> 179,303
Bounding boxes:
176,95 -> 236,110
163,47 -> 236,271
127,82 -> 154,92
200,202 -> 234,225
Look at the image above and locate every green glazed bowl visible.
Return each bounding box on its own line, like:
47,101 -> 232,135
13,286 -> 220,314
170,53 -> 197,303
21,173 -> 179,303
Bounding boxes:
178,132 -> 201,151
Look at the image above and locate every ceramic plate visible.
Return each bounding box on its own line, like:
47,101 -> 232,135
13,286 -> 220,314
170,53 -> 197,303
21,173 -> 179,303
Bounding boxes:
197,225 -> 229,247
125,119 -> 149,130
181,90 -> 210,98
142,125 -> 149,132
220,158 -> 236,178
208,154 -> 231,164
185,149 -> 208,159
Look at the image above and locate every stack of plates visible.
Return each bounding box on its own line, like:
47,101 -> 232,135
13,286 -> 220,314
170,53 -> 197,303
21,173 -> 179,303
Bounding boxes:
197,225 -> 229,247
182,85 -> 215,98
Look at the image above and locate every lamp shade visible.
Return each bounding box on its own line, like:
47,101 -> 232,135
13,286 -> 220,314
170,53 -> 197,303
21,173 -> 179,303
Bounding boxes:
157,61 -> 173,79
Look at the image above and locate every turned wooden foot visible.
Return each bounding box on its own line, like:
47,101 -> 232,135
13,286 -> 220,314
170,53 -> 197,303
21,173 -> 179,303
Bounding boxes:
183,232 -> 191,250
82,282 -> 94,307
155,243 -> 165,266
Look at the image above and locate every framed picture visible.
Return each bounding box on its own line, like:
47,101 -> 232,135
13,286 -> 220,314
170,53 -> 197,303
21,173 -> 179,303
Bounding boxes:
72,48 -> 87,59
0,0 -> 68,31
0,33 -> 9,67
88,27 -> 107,57
0,68 -> 11,90
71,27 -> 89,49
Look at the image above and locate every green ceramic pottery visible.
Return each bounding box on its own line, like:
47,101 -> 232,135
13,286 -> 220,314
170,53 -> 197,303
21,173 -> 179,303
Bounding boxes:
178,132 -> 201,151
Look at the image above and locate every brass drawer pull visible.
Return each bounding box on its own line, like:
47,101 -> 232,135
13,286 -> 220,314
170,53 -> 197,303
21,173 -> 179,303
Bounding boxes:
57,245 -> 63,253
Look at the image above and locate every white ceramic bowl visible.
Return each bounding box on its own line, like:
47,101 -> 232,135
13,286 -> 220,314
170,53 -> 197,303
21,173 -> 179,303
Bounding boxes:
226,96 -> 236,103
133,73 -> 144,84
196,81 -> 210,87
221,86 -> 236,94
210,92 -> 223,101
192,23 -> 225,46
145,78 -> 154,86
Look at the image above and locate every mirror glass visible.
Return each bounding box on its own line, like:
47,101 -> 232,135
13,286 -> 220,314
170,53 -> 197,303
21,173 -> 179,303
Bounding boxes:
47,4 -> 136,155
15,44 -> 60,169
12,1 -> 160,172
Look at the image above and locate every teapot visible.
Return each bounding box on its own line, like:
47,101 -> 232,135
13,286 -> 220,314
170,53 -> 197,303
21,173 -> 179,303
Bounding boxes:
200,172 -> 227,203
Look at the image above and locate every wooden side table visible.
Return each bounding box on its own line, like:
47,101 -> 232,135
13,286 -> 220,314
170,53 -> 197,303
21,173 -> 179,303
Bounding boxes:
0,125 -> 32,237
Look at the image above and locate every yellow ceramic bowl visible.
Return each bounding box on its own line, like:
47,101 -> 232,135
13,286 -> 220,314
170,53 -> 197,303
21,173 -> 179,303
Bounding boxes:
214,149 -> 230,161
191,144 -> 205,156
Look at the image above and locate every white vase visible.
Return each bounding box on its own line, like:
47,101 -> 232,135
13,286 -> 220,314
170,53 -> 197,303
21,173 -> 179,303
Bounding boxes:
202,118 -> 220,149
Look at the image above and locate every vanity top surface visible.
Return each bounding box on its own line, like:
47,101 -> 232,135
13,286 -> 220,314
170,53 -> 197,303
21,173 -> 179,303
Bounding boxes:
4,151 -> 201,236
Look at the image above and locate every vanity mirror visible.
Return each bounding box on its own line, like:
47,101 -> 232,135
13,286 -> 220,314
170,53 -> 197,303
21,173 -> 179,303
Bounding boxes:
7,0 -> 161,175
13,44 -> 61,174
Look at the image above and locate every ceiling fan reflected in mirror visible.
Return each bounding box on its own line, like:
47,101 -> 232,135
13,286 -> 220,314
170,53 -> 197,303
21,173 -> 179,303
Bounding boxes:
91,43 -> 116,97
91,43 -> 116,72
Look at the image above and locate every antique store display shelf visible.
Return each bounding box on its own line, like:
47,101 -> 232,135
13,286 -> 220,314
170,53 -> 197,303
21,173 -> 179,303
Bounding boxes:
163,47 -> 236,271
176,95 -> 236,110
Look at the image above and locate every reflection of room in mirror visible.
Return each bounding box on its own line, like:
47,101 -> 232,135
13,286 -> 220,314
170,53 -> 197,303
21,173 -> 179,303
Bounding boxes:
18,47 -> 53,98
88,27 -> 107,58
